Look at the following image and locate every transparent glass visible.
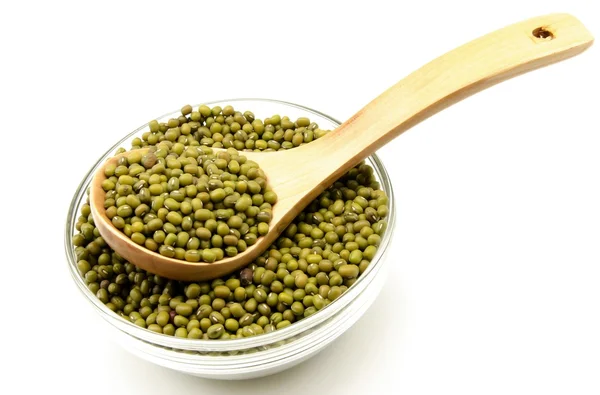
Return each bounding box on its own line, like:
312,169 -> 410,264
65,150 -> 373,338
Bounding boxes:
64,98 -> 396,380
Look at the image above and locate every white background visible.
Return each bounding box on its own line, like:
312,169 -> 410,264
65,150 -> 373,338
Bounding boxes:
1,1 -> 599,394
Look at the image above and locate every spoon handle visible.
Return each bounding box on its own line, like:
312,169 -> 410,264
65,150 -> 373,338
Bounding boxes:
288,13 -> 593,190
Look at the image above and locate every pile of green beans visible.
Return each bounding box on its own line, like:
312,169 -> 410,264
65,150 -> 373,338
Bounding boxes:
102,144 -> 276,262
129,104 -> 329,152
72,104 -> 389,340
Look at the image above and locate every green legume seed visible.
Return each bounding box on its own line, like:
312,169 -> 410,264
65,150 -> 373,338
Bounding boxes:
183,249 -> 200,262
116,205 -> 133,218
291,301 -> 304,316
147,324 -> 162,333
328,286 -> 343,301
276,320 -> 291,330
212,298 -> 226,311
207,324 -> 224,339
133,318 -> 146,328
230,303 -> 245,318
278,293 -> 293,306
202,249 -> 216,263
174,315 -> 189,328
313,295 -> 326,310
156,311 -> 170,327
239,313 -> 254,327
187,319 -> 200,331
166,211 -> 183,226
185,283 -> 201,299
244,298 -> 257,313
209,311 -> 225,325
225,318 -> 239,332
187,328 -> 202,339
196,304 -> 212,319
214,285 -> 231,299
146,312 -> 158,325
175,303 -> 193,316
339,264 -> 360,279
181,104 -> 193,116
175,327 -> 188,338
163,324 -> 175,336
293,289 -> 306,301
131,232 -> 145,245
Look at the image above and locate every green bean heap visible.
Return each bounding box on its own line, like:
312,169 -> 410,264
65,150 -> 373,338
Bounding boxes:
102,145 -> 276,262
72,103 -> 389,340
130,104 -> 330,152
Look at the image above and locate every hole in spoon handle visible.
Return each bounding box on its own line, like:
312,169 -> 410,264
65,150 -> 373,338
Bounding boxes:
532,27 -> 554,40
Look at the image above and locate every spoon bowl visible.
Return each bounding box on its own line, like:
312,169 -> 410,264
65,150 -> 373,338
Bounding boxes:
90,146 -> 323,280
90,13 -> 593,281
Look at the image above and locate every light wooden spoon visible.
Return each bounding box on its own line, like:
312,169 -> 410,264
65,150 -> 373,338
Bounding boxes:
90,13 -> 593,281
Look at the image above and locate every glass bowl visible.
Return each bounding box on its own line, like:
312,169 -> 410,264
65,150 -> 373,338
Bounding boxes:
64,98 -> 396,380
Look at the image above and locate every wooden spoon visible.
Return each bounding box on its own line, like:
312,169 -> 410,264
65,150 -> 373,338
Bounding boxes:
90,13 -> 593,281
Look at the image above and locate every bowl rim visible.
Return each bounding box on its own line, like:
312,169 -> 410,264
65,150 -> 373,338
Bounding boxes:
64,97 -> 396,352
